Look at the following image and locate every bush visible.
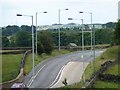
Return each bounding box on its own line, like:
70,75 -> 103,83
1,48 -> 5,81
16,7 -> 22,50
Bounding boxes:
37,31 -> 53,55
37,41 -> 44,55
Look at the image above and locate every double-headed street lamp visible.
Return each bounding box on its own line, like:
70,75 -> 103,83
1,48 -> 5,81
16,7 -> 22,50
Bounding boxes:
68,18 -> 84,57
36,11 -> 47,56
16,14 -> 35,81
58,8 -> 69,51
79,11 -> 93,55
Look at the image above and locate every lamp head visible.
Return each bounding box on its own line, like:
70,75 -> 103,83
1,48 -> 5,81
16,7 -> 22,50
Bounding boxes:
16,14 -> 22,16
68,18 -> 73,20
79,11 -> 83,13
43,11 -> 47,13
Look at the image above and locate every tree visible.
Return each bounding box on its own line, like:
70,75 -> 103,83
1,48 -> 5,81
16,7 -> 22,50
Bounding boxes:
115,20 -> 120,45
15,30 -> 31,47
21,25 -> 36,33
106,22 -> 116,29
2,25 -> 20,36
37,41 -> 44,55
37,31 -> 53,55
2,36 -> 9,47
9,36 -> 16,47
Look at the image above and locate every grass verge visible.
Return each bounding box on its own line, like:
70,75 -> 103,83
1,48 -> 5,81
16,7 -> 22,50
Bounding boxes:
93,79 -> 119,88
83,46 -> 118,80
104,63 -> 119,75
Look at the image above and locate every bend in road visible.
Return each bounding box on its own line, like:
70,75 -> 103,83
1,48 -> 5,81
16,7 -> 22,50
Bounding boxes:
23,50 -> 105,88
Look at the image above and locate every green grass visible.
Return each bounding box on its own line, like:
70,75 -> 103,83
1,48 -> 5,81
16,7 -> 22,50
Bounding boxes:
85,46 -> 118,77
104,63 -> 119,75
93,80 -> 119,88
99,46 -> 118,60
1,54 -> 23,83
24,49 -> 71,74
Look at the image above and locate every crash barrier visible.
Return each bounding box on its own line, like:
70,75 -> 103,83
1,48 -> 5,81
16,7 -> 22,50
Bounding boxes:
84,60 -> 117,88
1,50 -> 32,88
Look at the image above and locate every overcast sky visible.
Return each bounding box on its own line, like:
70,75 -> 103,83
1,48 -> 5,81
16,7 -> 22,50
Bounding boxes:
0,0 -> 119,26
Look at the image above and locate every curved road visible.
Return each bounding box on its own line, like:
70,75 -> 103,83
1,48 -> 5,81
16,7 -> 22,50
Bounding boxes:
23,50 -> 105,88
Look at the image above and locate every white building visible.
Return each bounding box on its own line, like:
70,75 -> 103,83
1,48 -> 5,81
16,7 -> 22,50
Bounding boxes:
118,1 -> 120,19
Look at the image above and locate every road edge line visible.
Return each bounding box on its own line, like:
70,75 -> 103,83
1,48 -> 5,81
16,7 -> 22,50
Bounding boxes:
27,64 -> 46,87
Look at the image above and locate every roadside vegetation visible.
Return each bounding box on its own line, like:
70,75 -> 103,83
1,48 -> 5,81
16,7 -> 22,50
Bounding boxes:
84,45 -> 118,80
104,63 -> 119,75
93,80 -> 119,88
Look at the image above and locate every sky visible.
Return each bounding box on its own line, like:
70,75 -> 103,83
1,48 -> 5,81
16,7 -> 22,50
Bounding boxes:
0,0 -> 119,27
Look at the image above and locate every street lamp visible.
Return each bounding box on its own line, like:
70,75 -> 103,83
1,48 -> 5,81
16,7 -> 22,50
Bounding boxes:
68,18 -> 84,57
68,18 -> 85,82
58,8 -> 69,51
16,14 -> 35,81
79,11 -> 93,56
36,11 -> 47,56
79,11 -> 96,73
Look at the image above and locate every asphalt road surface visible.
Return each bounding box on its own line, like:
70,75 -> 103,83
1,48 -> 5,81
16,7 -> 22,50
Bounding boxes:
23,50 -> 105,88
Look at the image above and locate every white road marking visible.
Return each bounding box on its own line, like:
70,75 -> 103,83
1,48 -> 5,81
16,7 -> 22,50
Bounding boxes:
49,65 -> 65,88
50,65 -> 65,88
27,64 -> 46,87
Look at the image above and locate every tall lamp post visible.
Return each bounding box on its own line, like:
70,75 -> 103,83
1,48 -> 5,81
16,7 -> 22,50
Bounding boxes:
68,18 -> 85,82
79,11 -> 96,73
16,14 -> 35,80
68,18 -> 84,57
58,8 -> 68,51
36,11 -> 47,56
79,11 -> 93,56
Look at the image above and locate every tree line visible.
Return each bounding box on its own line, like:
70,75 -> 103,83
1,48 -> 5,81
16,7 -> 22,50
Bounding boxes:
1,21 -> 119,55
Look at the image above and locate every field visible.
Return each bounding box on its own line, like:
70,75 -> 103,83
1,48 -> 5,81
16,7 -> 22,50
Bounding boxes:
1,54 -> 23,83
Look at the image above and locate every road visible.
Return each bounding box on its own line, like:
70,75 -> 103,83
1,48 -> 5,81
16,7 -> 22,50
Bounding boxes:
23,50 -> 105,88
